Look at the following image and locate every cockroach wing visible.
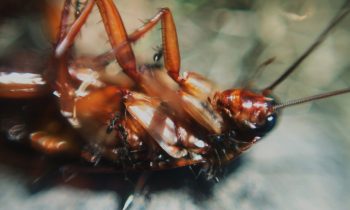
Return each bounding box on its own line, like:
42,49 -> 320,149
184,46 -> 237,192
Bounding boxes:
180,72 -> 217,99
180,91 -> 223,134
124,92 -> 207,159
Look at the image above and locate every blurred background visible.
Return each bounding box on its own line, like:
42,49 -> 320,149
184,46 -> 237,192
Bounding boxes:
0,0 -> 350,209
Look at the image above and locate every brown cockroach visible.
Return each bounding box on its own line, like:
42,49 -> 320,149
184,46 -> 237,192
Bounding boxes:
0,0 -> 350,179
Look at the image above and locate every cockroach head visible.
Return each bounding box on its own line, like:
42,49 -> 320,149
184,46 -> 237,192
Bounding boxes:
213,89 -> 279,139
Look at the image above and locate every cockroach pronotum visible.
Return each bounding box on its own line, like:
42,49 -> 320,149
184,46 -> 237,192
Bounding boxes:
0,0 -> 350,184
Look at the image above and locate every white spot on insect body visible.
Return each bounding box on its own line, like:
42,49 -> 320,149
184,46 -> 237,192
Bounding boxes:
0,72 -> 46,85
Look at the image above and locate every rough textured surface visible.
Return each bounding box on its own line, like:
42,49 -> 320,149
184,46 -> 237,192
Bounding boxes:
1,0 -> 350,210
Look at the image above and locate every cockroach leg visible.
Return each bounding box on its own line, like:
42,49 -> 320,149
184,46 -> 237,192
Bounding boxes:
30,131 -> 80,156
127,8 -> 181,81
54,1 -> 123,117
55,0 -> 95,57
94,0 -> 139,82
60,2 -> 181,83
122,172 -> 151,210
85,5 -> 181,82
57,0 -> 73,43
53,0 -> 94,113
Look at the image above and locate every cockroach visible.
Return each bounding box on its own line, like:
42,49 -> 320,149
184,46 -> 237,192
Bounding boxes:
0,0 -> 350,180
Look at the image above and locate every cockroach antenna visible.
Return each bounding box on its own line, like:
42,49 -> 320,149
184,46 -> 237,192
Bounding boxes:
243,57 -> 276,89
260,0 -> 350,110
263,0 -> 350,93
273,88 -> 350,111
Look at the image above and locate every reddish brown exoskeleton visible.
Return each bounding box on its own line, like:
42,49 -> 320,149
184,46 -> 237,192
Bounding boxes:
1,0 -> 350,178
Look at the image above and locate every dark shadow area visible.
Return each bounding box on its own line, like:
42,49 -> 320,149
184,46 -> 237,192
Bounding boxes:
0,139 -> 244,208
0,96 -> 244,209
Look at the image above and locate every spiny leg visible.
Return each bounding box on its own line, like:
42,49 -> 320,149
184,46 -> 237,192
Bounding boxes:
94,0 -> 139,82
56,1 -> 181,83
127,8 -> 181,82
100,6 -> 182,82
73,3 -> 181,82
54,0 -> 139,82
53,1 -> 130,162
122,172 -> 151,210
120,7 -> 225,135
106,5 -> 177,81
54,0 -> 98,114
55,0 -> 95,57
54,0 -> 114,69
